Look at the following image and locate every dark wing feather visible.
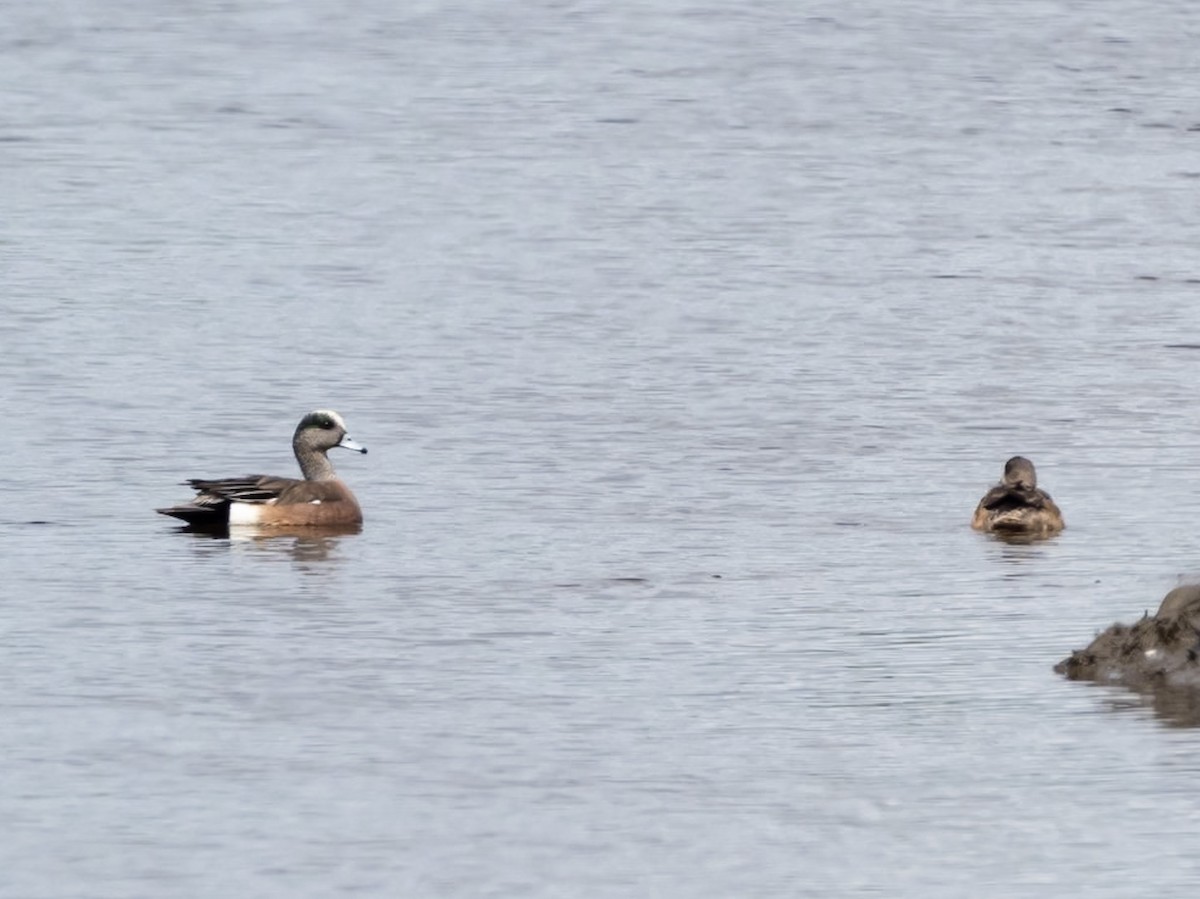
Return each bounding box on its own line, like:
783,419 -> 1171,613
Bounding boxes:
157,475 -> 303,526
184,475 -> 302,504
981,484 -> 1053,512
155,501 -> 224,526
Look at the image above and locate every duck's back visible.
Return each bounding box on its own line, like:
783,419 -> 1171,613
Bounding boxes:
972,484 -> 1064,534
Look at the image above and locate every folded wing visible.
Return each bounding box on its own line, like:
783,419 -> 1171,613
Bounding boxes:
156,474 -> 301,525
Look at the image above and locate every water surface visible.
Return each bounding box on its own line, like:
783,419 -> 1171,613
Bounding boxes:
6,1 -> 1200,896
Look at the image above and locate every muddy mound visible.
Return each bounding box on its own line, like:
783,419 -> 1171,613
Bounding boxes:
1056,585 -> 1200,689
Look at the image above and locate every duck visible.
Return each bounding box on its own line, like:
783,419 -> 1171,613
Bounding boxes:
971,455 -> 1064,536
157,409 -> 367,530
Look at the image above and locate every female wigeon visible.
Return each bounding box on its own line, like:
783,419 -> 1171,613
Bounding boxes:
971,456 -> 1064,537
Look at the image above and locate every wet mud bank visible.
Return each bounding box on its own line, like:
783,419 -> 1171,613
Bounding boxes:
1056,585 -> 1200,689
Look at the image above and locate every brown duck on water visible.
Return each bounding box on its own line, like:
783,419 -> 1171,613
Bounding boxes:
971,456 -> 1064,537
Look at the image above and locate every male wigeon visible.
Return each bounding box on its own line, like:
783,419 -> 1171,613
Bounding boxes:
158,410 -> 367,529
971,455 -> 1064,537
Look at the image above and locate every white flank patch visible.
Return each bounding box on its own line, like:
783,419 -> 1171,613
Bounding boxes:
228,503 -> 263,526
309,499 -> 322,505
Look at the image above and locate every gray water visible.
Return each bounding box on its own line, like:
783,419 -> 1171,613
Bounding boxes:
5,0 -> 1200,895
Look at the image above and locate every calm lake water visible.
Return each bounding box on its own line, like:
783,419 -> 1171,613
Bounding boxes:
6,0 -> 1200,895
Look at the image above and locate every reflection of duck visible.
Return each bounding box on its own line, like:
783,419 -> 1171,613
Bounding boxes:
971,456 -> 1064,536
157,410 -> 367,531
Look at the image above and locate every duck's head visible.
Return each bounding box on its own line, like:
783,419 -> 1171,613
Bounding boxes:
294,409 -> 367,456
1002,455 -> 1037,489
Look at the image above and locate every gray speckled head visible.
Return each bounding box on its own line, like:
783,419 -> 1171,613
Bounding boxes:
1002,456 -> 1037,489
293,410 -> 367,480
